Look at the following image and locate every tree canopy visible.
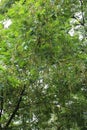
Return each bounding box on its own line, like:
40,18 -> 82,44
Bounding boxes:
0,0 -> 87,130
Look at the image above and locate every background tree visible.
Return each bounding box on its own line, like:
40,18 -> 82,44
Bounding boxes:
0,0 -> 87,130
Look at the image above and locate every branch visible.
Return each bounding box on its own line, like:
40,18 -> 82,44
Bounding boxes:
79,0 -> 85,26
0,89 -> 4,129
4,85 -> 25,129
79,0 -> 87,38
71,1 -> 87,38
72,15 -> 84,26
71,1 -> 85,27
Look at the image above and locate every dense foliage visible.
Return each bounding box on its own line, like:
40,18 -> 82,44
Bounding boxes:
0,0 -> 87,130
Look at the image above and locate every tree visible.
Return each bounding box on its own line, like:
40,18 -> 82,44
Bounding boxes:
0,0 -> 87,129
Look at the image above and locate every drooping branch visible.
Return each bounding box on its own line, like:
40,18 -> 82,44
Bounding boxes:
4,85 -> 26,129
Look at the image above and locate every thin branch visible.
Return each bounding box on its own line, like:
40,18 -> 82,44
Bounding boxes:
79,0 -> 87,38
79,0 -> 85,26
0,89 -> 4,129
72,15 -> 84,26
72,0 -> 85,26
4,85 -> 26,129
